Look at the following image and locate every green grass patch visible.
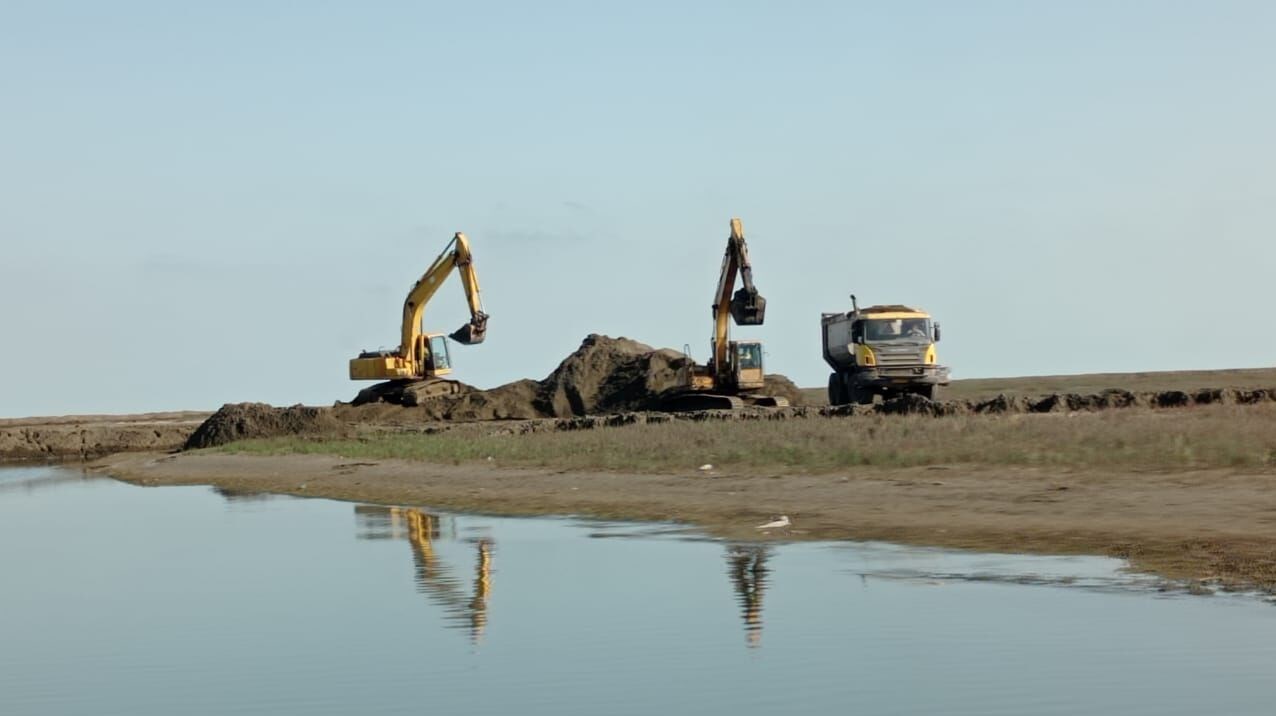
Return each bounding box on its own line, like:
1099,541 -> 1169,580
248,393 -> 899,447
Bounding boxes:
220,404 -> 1276,473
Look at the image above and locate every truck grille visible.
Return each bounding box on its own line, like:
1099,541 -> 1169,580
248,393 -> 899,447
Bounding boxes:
874,347 -> 925,366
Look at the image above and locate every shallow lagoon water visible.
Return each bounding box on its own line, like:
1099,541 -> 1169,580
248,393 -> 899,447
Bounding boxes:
2,465 -> 1274,715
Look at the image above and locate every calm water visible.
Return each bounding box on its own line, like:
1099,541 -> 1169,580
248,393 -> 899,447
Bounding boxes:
2,466 -> 1274,715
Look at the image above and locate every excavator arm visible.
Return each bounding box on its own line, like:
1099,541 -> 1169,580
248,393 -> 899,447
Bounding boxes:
399,232 -> 489,363
710,218 -> 766,370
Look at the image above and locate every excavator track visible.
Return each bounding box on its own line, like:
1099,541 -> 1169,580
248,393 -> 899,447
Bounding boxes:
744,395 -> 789,408
658,393 -> 747,412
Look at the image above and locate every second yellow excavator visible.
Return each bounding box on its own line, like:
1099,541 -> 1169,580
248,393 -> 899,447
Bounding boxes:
349,232 -> 488,398
662,218 -> 788,411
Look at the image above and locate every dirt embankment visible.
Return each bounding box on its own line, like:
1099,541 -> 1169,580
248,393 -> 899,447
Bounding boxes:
184,335 -> 804,448
14,334 -> 1275,457
0,412 -> 208,461
348,334 -> 803,420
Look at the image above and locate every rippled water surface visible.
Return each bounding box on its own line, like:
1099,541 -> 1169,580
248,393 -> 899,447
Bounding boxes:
2,466 -> 1275,715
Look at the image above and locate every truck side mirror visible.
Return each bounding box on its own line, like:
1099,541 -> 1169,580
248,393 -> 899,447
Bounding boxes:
933,323 -> 942,342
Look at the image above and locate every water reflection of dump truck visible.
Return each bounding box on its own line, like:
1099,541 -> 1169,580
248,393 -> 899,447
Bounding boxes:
354,505 -> 492,641
348,232 -> 489,400
662,217 -> 789,411
823,295 -> 949,405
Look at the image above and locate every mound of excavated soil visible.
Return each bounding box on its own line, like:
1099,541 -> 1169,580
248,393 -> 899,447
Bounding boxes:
346,334 -> 799,421
184,403 -> 346,449
532,335 -> 688,416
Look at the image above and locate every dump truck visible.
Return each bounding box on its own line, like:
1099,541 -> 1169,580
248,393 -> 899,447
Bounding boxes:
822,296 -> 948,405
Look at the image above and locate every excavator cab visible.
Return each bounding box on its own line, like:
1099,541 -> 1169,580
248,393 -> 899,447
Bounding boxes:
730,340 -> 766,391
707,339 -> 766,393
426,334 -> 452,373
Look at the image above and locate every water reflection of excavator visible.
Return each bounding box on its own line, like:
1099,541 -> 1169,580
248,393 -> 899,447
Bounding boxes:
727,544 -> 771,648
663,218 -> 788,411
348,232 -> 489,399
355,505 -> 493,642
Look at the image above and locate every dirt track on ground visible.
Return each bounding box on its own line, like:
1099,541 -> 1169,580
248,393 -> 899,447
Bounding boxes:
95,450 -> 1276,593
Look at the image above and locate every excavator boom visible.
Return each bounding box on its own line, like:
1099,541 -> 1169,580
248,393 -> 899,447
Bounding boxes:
726,218 -> 766,327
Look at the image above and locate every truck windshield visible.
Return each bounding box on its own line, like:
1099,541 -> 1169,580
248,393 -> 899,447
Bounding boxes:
736,343 -> 763,370
864,318 -> 931,343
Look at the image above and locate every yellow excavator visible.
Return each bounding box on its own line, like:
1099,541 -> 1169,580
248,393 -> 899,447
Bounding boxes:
663,218 -> 788,411
349,232 -> 488,398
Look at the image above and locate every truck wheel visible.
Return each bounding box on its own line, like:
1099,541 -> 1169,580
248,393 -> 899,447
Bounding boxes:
918,385 -> 939,401
848,383 -> 873,405
827,374 -> 844,405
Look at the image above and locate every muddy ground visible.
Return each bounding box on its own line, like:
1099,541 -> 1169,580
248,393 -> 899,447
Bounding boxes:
96,450 -> 1276,594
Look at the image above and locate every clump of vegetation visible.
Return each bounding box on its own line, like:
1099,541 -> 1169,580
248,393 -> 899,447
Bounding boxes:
223,404 -> 1276,473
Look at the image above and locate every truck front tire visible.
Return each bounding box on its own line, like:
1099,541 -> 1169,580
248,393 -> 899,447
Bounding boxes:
827,373 -> 845,405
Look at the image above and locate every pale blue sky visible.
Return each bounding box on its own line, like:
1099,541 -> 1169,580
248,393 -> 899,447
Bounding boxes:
3,1 -> 1274,417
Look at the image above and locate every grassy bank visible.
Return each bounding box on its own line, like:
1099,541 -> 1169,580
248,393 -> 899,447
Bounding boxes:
223,403 -> 1276,473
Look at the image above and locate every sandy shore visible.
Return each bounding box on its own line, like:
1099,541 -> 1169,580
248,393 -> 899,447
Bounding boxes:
94,450 -> 1276,592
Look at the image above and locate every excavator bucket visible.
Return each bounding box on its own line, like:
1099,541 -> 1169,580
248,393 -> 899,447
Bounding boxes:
449,313 -> 489,345
730,288 -> 766,325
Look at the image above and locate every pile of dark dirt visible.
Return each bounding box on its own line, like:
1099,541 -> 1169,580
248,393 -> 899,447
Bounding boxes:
876,394 -> 966,417
900,386 -> 1276,418
347,334 -> 805,421
184,403 -> 346,450
532,335 -> 688,416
